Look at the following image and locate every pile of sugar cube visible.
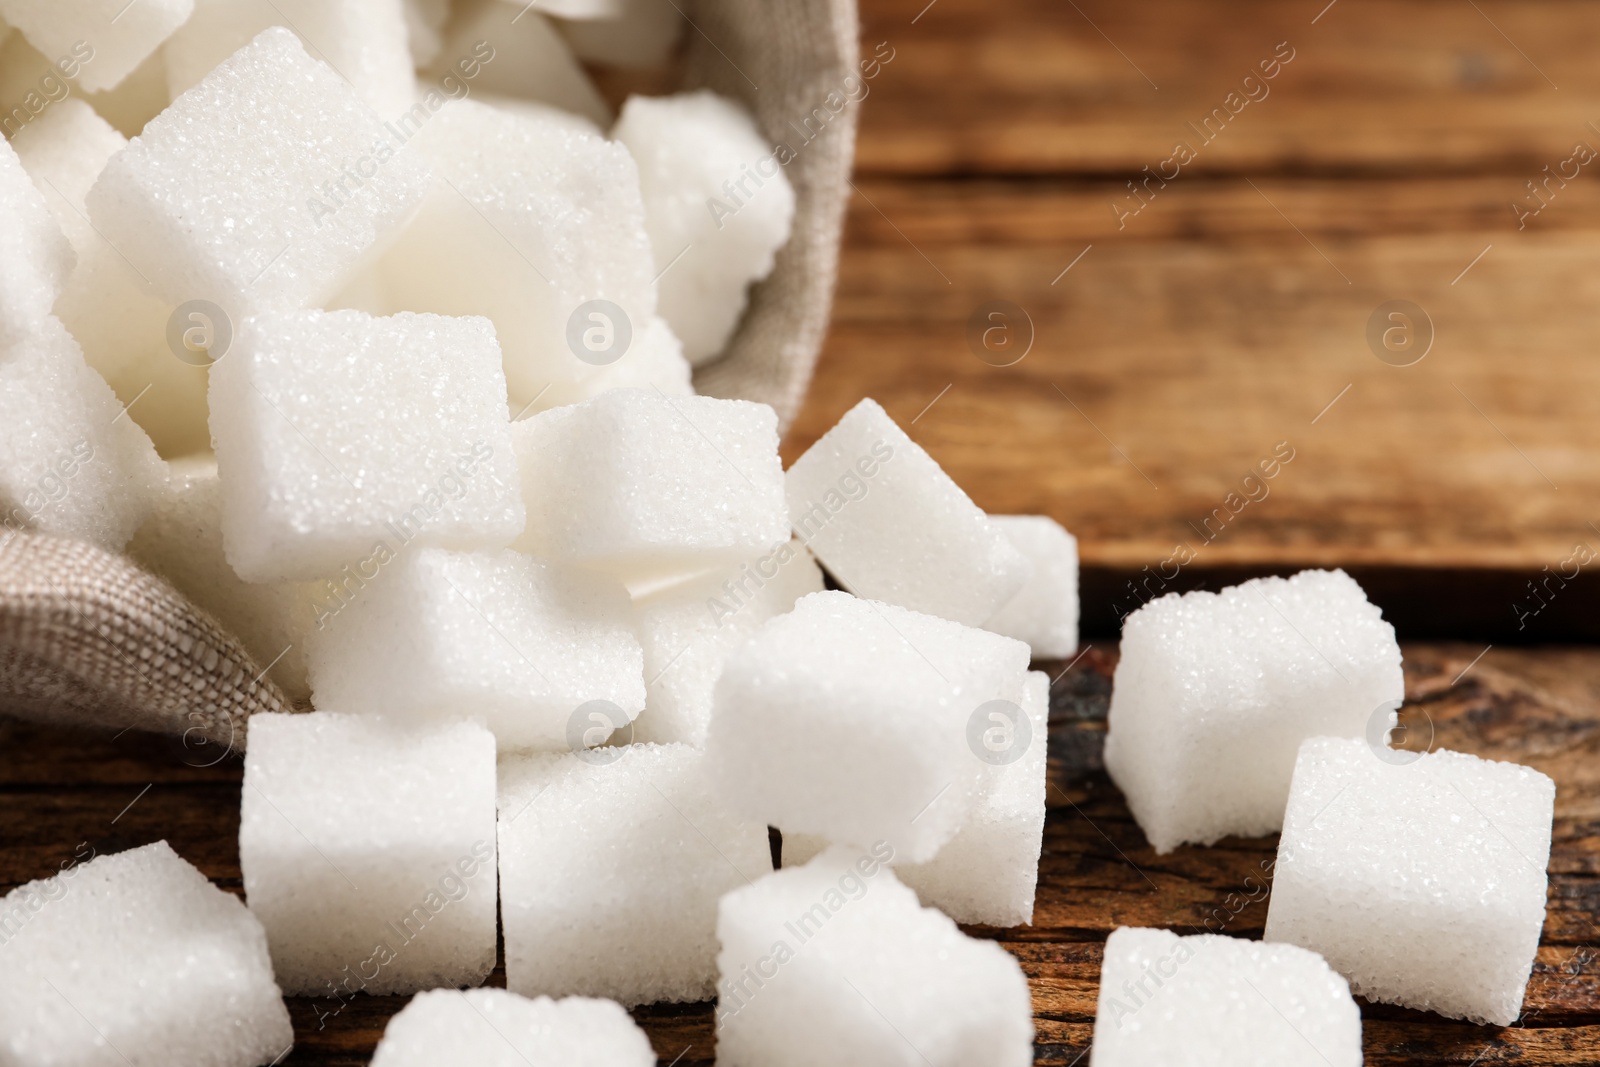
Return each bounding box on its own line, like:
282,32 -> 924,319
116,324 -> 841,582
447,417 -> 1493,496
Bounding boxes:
0,1 -> 1557,1065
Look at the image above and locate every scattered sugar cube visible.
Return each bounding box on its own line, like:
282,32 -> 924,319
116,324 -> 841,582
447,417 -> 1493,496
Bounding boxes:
514,389 -> 790,582
633,539 -> 823,746
786,398 -> 1032,627
434,0 -> 611,126
614,91 -> 795,365
0,0 -> 193,92
0,137 -> 73,348
208,308 -> 523,582
1091,927 -> 1361,1067
0,316 -> 164,550
498,743 -> 771,1005
898,670 -> 1048,927
306,547 -> 645,749
241,712 -> 499,995
983,515 -> 1079,658
706,589 -> 1031,863
372,988 -> 655,1067
86,27 -> 431,320
165,0 -> 416,120
376,97 -> 655,413
556,0 -> 685,69
0,841 -> 293,1067
1104,569 -> 1404,853
717,845 -> 1034,1066
1264,736 -> 1554,1025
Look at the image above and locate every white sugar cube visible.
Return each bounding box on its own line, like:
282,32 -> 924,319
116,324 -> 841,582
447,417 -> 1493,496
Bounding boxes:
372,989 -> 655,1067
1104,569 -> 1403,853
306,547 -> 645,750
434,1 -> 610,126
787,398 -> 1031,627
707,590 -> 1031,863
506,0 -> 624,18
717,845 -> 1034,1067
0,841 -> 293,1067
538,313 -> 695,409
498,743 -> 771,1005
1264,736 -> 1554,1025
0,0 -> 193,92
241,712 -> 499,995
613,91 -> 794,365
86,27 -> 430,320
514,389 -> 789,582
556,0 -> 684,69
1091,927 -> 1361,1067
0,137 -> 73,348
983,515 -> 1079,658
0,316 -> 164,550
633,539 -> 823,747
376,97 -> 655,413
208,308 -> 523,582
165,0 -> 416,120
898,670 -> 1048,927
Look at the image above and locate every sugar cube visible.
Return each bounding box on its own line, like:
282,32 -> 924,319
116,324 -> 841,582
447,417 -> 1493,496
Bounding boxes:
614,90 -> 795,365
898,670 -> 1048,927
514,389 -> 790,583
371,988 -> 655,1067
0,136 -> 73,348
1104,569 -> 1404,853
537,313 -> 695,409
633,539 -> 823,747
402,0 -> 449,67
0,316 -> 164,550
1091,927 -> 1361,1067
306,547 -> 645,750
507,0 -> 624,18
433,0 -> 610,126
716,845 -> 1034,1067
1264,736 -> 1554,1025
983,514 -> 1079,658
556,0 -> 685,69
86,27 -> 431,321
0,841 -> 293,1067
208,308 -> 523,582
375,97 -> 656,413
498,743 -> 771,1005
0,0 -> 193,92
786,398 -> 1031,626
706,590 -> 1031,863
164,0 -> 416,120
241,712 -> 499,995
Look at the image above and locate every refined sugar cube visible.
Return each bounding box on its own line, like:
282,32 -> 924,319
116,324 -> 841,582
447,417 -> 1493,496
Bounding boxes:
1264,736 -> 1555,1025
86,27 -> 430,320
498,743 -> 771,1005
541,312 -> 695,408
898,670 -> 1048,927
633,539 -> 823,747
0,316 -> 164,550
0,136 -> 73,348
514,389 -> 790,582
9,98 -> 123,252
208,308 -> 523,582
376,97 -> 656,413
433,1 -> 611,126
0,0 -> 193,92
1104,568 -> 1403,853
717,845 -> 1034,1067
0,841 -> 293,1067
241,712 -> 499,995
787,398 -> 1031,626
613,91 -> 794,365
556,0 -> 685,69
706,589 -> 1031,863
1091,927 -> 1361,1067
983,514 -> 1079,658
306,547 -> 645,749
372,988 -> 655,1067
164,0 -> 415,119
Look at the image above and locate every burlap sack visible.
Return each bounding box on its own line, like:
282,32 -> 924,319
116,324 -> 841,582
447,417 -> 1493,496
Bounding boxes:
0,1 -> 859,750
